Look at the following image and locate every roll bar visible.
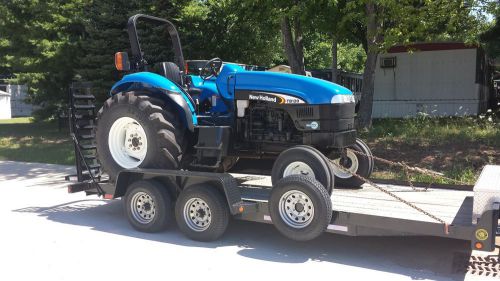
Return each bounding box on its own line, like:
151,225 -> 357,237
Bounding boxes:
127,14 -> 185,72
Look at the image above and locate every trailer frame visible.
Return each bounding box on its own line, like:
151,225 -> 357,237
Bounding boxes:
67,165 -> 500,252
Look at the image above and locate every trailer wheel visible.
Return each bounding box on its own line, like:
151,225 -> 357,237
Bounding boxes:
124,180 -> 173,232
271,146 -> 334,193
175,185 -> 229,241
329,138 -> 374,188
269,175 -> 332,241
96,92 -> 185,180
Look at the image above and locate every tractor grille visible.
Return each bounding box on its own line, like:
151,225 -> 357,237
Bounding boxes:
296,106 -> 314,118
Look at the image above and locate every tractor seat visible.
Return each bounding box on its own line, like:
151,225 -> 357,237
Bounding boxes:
157,61 -> 182,85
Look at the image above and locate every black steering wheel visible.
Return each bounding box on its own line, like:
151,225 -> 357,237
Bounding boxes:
200,58 -> 223,81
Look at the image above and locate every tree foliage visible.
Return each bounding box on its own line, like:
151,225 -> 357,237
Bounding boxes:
0,0 -> 496,120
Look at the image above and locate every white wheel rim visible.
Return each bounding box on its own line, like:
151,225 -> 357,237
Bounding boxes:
108,117 -> 148,168
283,161 -> 316,179
130,191 -> 156,224
183,197 -> 212,232
331,150 -> 359,179
278,190 -> 315,228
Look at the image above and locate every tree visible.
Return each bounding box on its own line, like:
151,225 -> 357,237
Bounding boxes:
480,4 -> 500,62
356,0 -> 382,128
179,0 -> 283,66
0,0 -> 87,119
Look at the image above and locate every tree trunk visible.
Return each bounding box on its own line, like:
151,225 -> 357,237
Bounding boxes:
331,36 -> 338,83
357,1 -> 381,129
292,18 -> 305,75
280,16 -> 305,75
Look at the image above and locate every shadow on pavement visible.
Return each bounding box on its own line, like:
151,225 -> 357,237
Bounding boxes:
0,161 -> 74,182
14,199 -> 470,280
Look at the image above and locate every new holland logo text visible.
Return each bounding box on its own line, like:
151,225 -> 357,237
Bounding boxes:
248,94 -> 281,103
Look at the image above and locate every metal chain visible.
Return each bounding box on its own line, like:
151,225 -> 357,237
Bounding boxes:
348,148 -> 468,185
401,163 -> 421,191
328,158 -> 449,232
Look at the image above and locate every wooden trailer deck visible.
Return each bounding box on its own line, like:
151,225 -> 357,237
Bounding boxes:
233,173 -> 474,226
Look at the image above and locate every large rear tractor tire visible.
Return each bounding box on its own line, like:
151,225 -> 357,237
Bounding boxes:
96,92 -> 185,180
329,138 -> 374,188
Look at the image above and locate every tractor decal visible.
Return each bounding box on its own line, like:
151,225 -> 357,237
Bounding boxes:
236,90 -> 306,104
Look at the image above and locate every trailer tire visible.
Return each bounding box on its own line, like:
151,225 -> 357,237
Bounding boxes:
96,92 -> 185,181
329,138 -> 373,188
271,146 -> 333,193
175,185 -> 229,241
124,180 -> 173,232
269,175 -> 332,241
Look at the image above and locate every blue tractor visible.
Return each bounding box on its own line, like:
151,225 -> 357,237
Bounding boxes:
96,14 -> 374,193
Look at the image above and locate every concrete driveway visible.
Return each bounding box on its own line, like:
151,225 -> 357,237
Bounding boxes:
0,161 -> 493,281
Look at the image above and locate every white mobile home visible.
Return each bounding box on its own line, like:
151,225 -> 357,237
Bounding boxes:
373,43 -> 492,118
0,84 -> 32,117
0,90 -> 11,119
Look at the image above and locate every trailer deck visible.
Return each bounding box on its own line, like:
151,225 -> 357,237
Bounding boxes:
236,173 -> 473,225
232,173 -> 477,241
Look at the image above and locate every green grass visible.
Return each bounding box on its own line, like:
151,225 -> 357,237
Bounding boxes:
370,167 -> 478,185
359,115 -> 500,147
0,117 -> 74,165
0,117 -> 33,124
359,114 -> 500,185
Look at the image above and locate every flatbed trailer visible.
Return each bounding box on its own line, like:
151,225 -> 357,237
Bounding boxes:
67,164 -> 500,252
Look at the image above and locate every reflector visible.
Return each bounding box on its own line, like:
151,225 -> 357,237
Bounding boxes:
115,52 -> 130,71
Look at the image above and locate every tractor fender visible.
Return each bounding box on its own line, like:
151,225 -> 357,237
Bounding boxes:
110,72 -> 197,131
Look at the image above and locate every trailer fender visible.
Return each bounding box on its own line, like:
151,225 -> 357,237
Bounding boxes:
113,169 -> 243,215
110,72 -> 197,131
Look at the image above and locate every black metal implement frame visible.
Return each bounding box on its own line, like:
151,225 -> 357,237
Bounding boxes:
65,83 -> 104,196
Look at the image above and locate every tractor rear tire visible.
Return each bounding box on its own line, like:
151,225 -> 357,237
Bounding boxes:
96,92 -> 185,181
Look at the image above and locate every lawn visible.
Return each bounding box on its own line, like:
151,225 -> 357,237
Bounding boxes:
0,117 -> 74,165
0,115 -> 498,184
359,115 -> 500,184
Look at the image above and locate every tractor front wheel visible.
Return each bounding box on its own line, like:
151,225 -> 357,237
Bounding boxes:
96,92 -> 185,180
329,138 -> 374,188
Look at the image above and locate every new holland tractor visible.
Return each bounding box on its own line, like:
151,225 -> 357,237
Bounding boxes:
96,14 -> 373,193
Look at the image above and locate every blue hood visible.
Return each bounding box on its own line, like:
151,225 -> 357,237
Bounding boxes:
233,70 -> 352,104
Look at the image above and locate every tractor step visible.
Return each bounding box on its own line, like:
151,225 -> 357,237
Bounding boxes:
193,145 -> 223,151
190,162 -> 221,169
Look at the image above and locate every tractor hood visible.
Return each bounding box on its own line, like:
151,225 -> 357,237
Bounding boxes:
233,70 -> 353,105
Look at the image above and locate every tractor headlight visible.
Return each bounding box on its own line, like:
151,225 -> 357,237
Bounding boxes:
331,94 -> 355,104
